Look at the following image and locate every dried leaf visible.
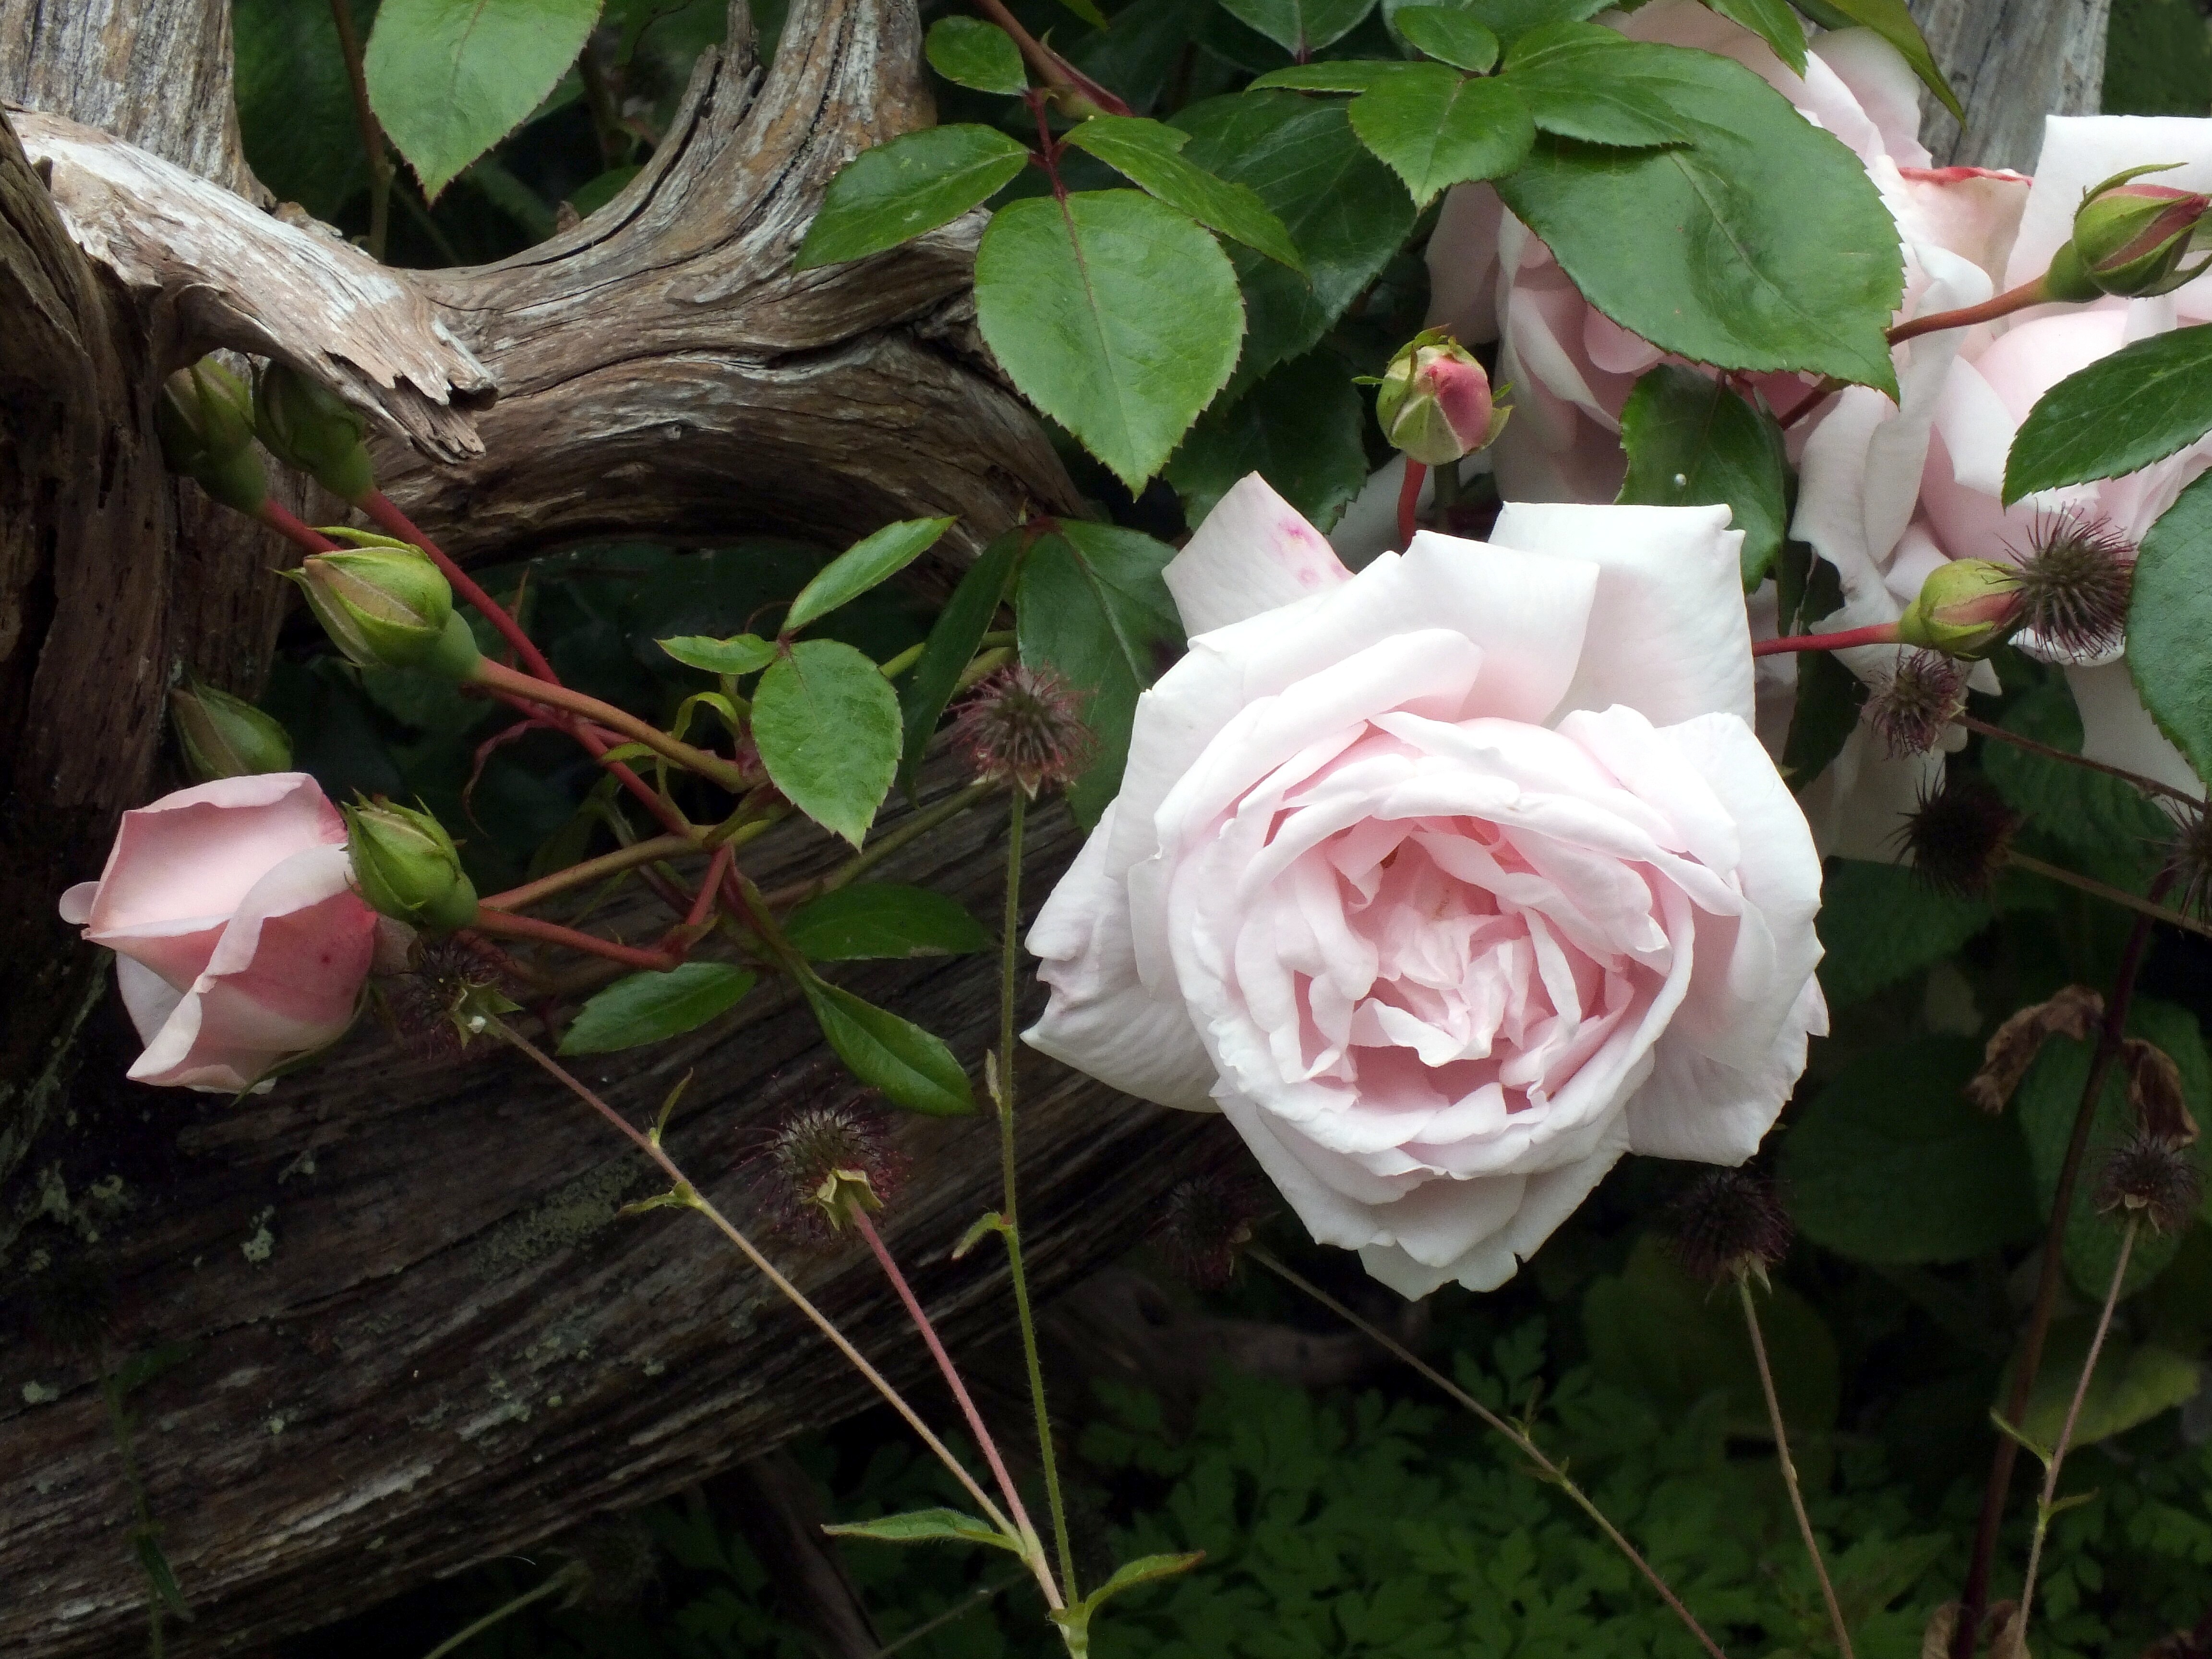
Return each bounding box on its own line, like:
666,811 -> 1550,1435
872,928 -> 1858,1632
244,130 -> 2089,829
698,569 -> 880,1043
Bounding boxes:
1920,1601 -> 1959,1659
1967,986 -> 2104,1113
1988,1600 -> 2034,1659
2121,1037 -> 2200,1145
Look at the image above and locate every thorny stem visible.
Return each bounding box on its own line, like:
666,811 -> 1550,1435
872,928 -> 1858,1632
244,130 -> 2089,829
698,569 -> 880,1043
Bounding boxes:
2017,1218 -> 2140,1637
994,788 -> 1080,1599
1396,459 -> 1428,551
847,1207 -> 1053,1578
361,492 -> 561,685
1250,1248 -> 1731,1659
327,0 -> 392,263
1026,91 -> 1069,204
1953,887 -> 2165,1656
100,1365 -> 170,1657
474,658 -> 749,790
1751,622 -> 1905,657
974,0 -> 1132,115
1959,714 -> 2201,807
761,782 -> 1000,910
2004,850 -> 2212,942
418,1561 -> 585,1659
1738,1274 -> 1855,1659
479,834 -> 699,912
467,909 -> 685,972
485,1019 -> 1047,1594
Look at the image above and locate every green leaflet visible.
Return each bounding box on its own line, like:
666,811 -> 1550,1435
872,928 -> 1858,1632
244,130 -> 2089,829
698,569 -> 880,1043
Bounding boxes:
924,16 -> 1026,95
1791,0 -> 1962,117
1394,6 -> 1502,70
1615,365 -> 1789,585
801,978 -> 976,1116
795,125 -> 1031,269
1219,0 -> 1379,55
558,963 -> 758,1055
1501,23 -> 1692,146
2127,469 -> 2212,787
753,640 -> 903,847
783,884 -> 993,961
1062,117 -> 1305,269
1346,65 -> 1535,206
784,518 -> 954,634
2003,325 -> 2212,501
898,530 -> 1025,799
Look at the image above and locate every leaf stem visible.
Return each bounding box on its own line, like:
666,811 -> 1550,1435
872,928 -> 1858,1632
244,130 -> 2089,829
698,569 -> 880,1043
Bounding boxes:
327,0 -> 392,263
478,834 -> 700,912
418,1562 -> 585,1659
467,909 -> 684,972
1250,1247 -> 1731,1659
1887,274 -> 2054,346
2016,1217 -> 2139,1638
974,0 -> 1132,116
1738,1273 -> 1854,1659
1750,622 -> 1904,657
472,658 -> 750,790
2003,850 -> 2212,941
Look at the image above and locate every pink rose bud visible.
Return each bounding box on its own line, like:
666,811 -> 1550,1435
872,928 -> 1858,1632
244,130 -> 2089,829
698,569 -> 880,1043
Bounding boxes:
155,358 -> 266,514
57,774 -> 379,1092
170,681 -> 294,781
1374,330 -> 1509,467
1895,559 -> 2023,657
2047,164 -> 2212,300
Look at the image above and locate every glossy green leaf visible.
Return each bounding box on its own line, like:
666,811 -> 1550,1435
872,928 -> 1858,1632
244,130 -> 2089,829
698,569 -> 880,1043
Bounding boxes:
1016,521 -> 1184,826
785,518 -> 954,635
2128,469 -> 2212,786
1500,24 -> 1692,146
1458,0 -> 1614,40
1782,1037 -> 2041,1264
1779,644 -> 1869,792
2002,325 -> 2212,502
753,640 -> 903,846
1700,0 -> 1806,73
1815,859 -> 1991,1009
1348,65 -> 1534,205
795,126 -> 1031,270
784,884 -> 992,961
364,0 -> 603,201
925,16 -> 1027,95
1175,92 -> 1416,396
1493,42 -> 1903,391
1791,0 -> 1961,118
1395,6 -> 1501,68
1067,1551 -> 1208,1619
658,633 -> 777,675
1062,117 -> 1304,269
974,191 -> 1244,492
1166,350 -> 1370,532
898,530 -> 1025,797
559,963 -> 758,1055
1616,365 -> 1789,584
1220,0 -> 1378,55
1982,677 -> 2174,875
821,1508 -> 1018,1551
1249,61 -> 1415,93
802,979 -> 976,1116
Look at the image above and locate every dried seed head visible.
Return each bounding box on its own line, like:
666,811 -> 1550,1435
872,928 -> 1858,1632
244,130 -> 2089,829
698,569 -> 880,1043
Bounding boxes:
1149,1172 -> 1268,1289
1966,986 -> 2104,1114
1896,776 -> 2017,898
1864,649 -> 1971,758
376,934 -> 522,1057
2008,511 -> 2136,659
951,665 -> 1096,797
23,1254 -> 115,1360
1665,1168 -> 1794,1285
2094,1130 -> 2204,1235
768,1100 -> 904,1236
2163,803 -> 2212,922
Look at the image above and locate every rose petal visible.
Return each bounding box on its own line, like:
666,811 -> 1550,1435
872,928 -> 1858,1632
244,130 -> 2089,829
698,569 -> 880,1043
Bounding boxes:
2068,661 -> 2205,798
115,955 -> 185,1048
1427,183 -> 1507,346
1166,473 -> 1353,637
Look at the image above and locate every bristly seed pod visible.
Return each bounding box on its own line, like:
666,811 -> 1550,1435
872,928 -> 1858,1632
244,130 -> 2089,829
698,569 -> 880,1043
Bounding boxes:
1864,649 -> 1970,758
767,1100 -> 905,1237
1896,777 -> 2017,898
1664,1167 -> 1793,1286
375,933 -> 521,1055
951,664 -> 1097,797
2094,1130 -> 2204,1235
1149,1172 -> 1268,1290
2162,803 -> 2212,921
2007,510 -> 2135,659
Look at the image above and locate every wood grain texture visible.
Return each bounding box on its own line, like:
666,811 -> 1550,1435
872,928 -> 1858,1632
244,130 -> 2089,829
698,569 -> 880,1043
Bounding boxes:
1908,0 -> 2112,168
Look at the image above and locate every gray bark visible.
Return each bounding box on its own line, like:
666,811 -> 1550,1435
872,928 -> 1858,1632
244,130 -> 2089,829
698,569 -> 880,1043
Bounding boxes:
1909,0 -> 2112,169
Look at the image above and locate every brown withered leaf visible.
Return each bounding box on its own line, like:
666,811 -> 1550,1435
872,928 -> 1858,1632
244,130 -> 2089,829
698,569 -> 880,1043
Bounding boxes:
2120,1037 -> 2200,1146
1987,1600 -> 2033,1659
1967,986 -> 2105,1114
1921,1601 -> 1960,1659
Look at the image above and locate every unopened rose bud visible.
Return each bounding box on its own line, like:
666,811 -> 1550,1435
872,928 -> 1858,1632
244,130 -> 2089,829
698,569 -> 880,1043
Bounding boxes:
253,362 -> 376,502
1895,558 -> 2022,657
344,798 -> 479,932
155,358 -> 266,513
2058,164 -> 2212,300
170,681 -> 293,780
1375,330 -> 1509,467
292,546 -> 480,676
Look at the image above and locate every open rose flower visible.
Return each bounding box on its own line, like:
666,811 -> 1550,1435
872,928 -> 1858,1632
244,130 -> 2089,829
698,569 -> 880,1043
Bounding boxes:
60,773 -> 379,1092
1024,476 -> 1825,1297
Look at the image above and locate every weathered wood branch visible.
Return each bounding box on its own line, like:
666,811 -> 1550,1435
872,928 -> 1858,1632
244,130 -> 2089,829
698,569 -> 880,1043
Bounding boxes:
1908,0 -> 2112,168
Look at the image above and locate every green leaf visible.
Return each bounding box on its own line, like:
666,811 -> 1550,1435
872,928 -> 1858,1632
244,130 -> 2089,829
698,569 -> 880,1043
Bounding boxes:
658,633 -> 778,675
233,0 -> 371,220
1781,1036 -> 2041,1264
2002,325 -> 2212,502
1348,64 -> 1535,206
1249,61 -> 1414,93
925,16 -> 1027,95
821,1507 -> 1019,1551
1493,42 -> 1903,391
2128,469 -> 2212,786
1054,0 -> 1111,26
1458,0 -> 1614,41
1016,521 -> 1184,826
1070,1551 -> 1208,1617
1220,0 -> 1379,55
1174,92 -> 1416,396
899,530 -> 1025,798
1616,365 -> 1788,585
1699,0 -> 1806,73
974,191 -> 1244,493
135,1534 -> 192,1620
801,979 -> 976,1116
795,126 -> 1032,270
1815,859 -> 1991,1009
1791,0 -> 1961,118
1062,117 -> 1304,270
1500,23 -> 1692,146
784,884 -> 992,961
785,518 -> 954,635
754,640 -> 904,846
111,1342 -> 197,1399
1982,676 -> 2174,876
1395,6 -> 1501,69
565,163 -> 640,218
1780,645 -> 1869,793
2015,1319 -> 2203,1448
1166,350 -> 1370,532
364,0 -> 604,201
558,963 -> 758,1055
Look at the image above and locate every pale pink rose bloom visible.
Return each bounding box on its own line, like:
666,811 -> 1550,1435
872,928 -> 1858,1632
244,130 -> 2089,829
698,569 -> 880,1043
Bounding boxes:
1025,475 -> 1826,1298
59,773 -> 378,1092
1426,0 -> 1942,504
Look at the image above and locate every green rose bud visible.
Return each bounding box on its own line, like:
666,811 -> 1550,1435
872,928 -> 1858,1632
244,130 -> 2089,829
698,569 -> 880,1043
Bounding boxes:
2060,163 -> 2211,300
155,359 -> 267,514
254,362 -> 376,502
1374,329 -> 1510,467
1896,559 -> 2023,658
344,798 -> 479,932
169,681 -> 294,780
290,546 -> 480,675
